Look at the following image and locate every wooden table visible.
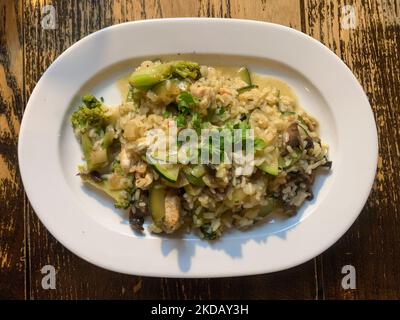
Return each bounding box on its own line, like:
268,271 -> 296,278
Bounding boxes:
0,0 -> 399,300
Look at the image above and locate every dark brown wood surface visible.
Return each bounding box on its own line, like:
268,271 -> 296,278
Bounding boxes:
0,0 -> 399,299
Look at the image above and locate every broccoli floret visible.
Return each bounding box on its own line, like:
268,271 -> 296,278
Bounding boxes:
114,193 -> 132,209
129,61 -> 200,90
79,171 -> 133,209
129,63 -> 172,90
71,95 -> 108,134
171,61 -> 200,79
82,95 -> 102,109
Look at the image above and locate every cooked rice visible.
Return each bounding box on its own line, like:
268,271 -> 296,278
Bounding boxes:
72,60 -> 330,240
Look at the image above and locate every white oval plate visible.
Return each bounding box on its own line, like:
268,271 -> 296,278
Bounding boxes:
19,18 -> 377,277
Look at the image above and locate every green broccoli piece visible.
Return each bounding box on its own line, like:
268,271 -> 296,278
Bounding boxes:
71,95 -> 108,134
129,61 -> 200,90
129,63 -> 172,90
79,171 -> 133,209
82,95 -> 102,109
171,61 -> 200,79
114,193 -> 133,209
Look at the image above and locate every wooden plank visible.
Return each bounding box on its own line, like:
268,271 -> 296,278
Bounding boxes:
0,0 -> 26,299
111,0 -> 302,28
23,0 -> 317,299
23,0 -> 141,300
303,0 -> 400,299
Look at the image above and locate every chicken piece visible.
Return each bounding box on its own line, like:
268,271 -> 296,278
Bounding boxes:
163,192 -> 181,233
129,161 -> 147,174
135,171 -> 153,190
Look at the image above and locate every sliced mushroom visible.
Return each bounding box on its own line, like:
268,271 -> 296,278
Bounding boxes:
77,171 -> 103,183
129,207 -> 145,232
285,171 -> 316,201
304,136 -> 314,149
288,171 -> 315,189
130,216 -> 144,231
322,160 -> 333,169
284,122 -> 301,148
89,171 -> 103,183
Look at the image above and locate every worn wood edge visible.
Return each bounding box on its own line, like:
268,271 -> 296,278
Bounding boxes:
303,0 -> 400,299
0,0 -> 26,300
21,0 -> 320,299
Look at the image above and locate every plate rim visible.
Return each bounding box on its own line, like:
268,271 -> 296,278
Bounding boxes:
18,18 -> 378,277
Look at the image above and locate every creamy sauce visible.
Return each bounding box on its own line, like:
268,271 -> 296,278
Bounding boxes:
215,66 -> 299,107
117,74 -> 131,100
252,74 -> 299,106
117,65 -> 299,107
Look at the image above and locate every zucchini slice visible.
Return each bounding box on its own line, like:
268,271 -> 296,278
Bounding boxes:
185,172 -> 205,187
257,148 -> 280,176
161,174 -> 189,188
80,173 -> 131,209
153,163 -> 180,182
237,84 -> 258,94
183,166 -> 205,186
149,184 -> 166,223
237,67 -> 252,85
259,198 -> 279,217
190,165 -> 206,178
257,159 -> 279,176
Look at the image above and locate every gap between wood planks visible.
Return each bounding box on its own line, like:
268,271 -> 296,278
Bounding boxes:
18,0 -> 400,299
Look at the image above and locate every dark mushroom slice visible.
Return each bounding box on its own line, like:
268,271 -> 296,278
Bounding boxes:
89,171 -> 104,183
77,170 -> 104,183
284,122 -> 301,148
286,171 -> 316,200
304,136 -> 314,149
129,207 -> 145,232
321,160 -> 333,169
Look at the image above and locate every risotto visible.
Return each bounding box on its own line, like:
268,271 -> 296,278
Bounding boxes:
70,60 -> 331,239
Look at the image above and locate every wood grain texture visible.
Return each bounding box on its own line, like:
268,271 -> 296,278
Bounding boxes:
0,0 -> 26,299
22,0 -> 318,300
24,0 -> 140,300
1,0 -> 398,299
303,0 -> 400,299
